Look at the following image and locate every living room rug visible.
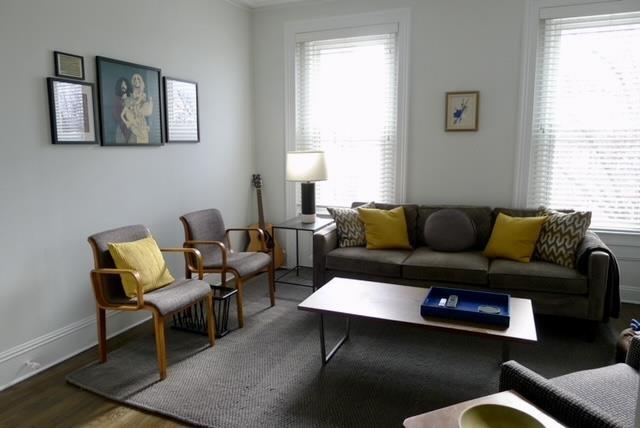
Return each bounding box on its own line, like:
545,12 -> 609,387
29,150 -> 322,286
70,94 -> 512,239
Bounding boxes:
67,275 -> 618,427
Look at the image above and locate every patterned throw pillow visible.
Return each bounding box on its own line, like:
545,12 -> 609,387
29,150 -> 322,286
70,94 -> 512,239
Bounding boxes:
534,209 -> 592,268
327,202 -> 374,247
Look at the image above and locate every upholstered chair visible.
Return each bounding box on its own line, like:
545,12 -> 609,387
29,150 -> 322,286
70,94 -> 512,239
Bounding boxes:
500,336 -> 640,428
180,209 -> 275,328
88,225 -> 215,380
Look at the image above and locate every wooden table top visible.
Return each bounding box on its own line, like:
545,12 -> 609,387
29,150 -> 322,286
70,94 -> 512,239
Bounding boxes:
403,390 -> 564,427
298,277 -> 537,342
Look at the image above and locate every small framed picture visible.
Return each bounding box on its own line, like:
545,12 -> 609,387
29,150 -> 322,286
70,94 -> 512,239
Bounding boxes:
163,77 -> 200,143
445,91 -> 479,131
47,77 -> 97,144
96,56 -> 163,146
54,51 -> 85,80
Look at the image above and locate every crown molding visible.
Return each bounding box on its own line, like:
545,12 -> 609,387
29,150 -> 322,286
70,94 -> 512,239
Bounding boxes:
226,0 -> 333,10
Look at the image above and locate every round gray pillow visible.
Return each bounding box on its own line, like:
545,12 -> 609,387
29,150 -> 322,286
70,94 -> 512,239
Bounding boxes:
424,209 -> 477,252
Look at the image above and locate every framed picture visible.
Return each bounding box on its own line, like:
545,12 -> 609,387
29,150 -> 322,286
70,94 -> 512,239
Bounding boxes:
163,77 -> 200,143
96,56 -> 163,146
445,91 -> 479,131
54,51 -> 85,80
46,77 -> 97,144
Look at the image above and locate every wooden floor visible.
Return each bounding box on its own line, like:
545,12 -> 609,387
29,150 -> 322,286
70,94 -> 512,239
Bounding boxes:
0,303 -> 637,427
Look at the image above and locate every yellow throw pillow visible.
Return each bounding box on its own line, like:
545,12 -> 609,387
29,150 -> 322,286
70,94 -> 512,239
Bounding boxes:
483,213 -> 547,263
357,206 -> 412,250
108,236 -> 175,298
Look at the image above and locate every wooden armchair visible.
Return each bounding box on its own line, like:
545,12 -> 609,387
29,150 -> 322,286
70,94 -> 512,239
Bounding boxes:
180,209 -> 275,328
88,224 -> 215,380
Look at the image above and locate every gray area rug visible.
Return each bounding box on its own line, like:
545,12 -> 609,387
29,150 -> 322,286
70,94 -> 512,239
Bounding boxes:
67,273 -> 617,427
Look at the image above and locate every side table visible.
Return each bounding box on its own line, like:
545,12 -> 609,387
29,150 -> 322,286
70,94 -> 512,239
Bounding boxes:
272,216 -> 334,290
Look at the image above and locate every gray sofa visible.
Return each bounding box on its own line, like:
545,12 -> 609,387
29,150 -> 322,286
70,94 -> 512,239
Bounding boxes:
313,203 -> 614,323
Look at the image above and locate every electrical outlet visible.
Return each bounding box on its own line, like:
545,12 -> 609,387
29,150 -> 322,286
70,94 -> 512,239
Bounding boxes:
24,361 -> 41,369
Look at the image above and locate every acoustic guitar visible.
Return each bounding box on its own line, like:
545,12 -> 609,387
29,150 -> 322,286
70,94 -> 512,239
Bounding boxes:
247,174 -> 285,269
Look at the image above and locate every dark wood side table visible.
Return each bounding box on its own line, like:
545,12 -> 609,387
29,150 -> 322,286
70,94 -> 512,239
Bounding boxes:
272,216 -> 334,290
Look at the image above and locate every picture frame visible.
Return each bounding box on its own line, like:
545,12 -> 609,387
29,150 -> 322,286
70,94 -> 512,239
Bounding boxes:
445,91 -> 479,131
46,77 -> 97,145
96,56 -> 163,146
54,51 -> 85,80
163,77 -> 200,143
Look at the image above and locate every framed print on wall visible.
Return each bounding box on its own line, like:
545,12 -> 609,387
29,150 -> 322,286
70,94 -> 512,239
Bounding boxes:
54,51 -> 85,80
163,77 -> 200,143
445,91 -> 479,131
47,77 -> 97,144
96,56 -> 163,146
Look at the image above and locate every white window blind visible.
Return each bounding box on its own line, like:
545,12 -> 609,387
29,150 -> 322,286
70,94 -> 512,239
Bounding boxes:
295,30 -> 399,207
528,11 -> 640,231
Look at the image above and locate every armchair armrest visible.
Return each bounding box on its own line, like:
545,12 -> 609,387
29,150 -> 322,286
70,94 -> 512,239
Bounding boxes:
91,268 -> 144,309
626,336 -> 640,370
500,361 -> 619,428
161,247 -> 203,280
225,228 -> 266,252
184,240 -> 227,273
313,224 -> 338,288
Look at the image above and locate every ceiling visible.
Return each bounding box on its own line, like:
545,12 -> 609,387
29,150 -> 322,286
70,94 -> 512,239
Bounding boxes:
229,0 -> 326,9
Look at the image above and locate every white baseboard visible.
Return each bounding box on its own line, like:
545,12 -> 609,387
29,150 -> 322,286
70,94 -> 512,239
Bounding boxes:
621,285 -> 640,305
0,311 -> 151,392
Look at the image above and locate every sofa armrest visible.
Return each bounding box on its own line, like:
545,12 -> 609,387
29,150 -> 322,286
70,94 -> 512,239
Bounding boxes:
313,224 -> 337,288
500,361 -> 619,428
626,336 -> 640,370
585,250 -> 610,320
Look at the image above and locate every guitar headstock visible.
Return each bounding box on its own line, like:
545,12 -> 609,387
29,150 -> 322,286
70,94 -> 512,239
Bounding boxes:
252,174 -> 263,189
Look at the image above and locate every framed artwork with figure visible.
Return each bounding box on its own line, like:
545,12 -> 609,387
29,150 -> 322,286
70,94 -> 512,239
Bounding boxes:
96,56 -> 163,146
445,91 -> 479,131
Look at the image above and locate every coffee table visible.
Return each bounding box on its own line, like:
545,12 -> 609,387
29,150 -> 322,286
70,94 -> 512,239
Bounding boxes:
297,277 -> 537,365
403,390 -> 564,427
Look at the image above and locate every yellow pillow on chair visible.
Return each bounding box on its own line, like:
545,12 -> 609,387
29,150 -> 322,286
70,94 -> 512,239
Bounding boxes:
108,236 -> 175,298
483,213 -> 547,263
357,206 -> 412,250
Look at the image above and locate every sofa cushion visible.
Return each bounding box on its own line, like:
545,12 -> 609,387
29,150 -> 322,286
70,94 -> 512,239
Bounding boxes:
489,259 -> 588,295
417,205 -> 492,249
483,213 -> 548,263
423,208 -> 477,252
358,206 -> 412,250
327,202 -> 374,247
326,247 -> 412,277
402,247 -> 489,284
534,209 -> 592,269
353,202 -> 419,247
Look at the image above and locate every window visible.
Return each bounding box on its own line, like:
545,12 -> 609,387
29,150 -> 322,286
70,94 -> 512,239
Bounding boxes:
294,25 -> 401,208
528,11 -> 640,231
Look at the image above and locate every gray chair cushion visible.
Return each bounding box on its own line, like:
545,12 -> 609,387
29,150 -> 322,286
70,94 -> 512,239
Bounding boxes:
488,259 -> 588,295
205,251 -> 271,277
181,209 -> 226,265
417,206 -> 492,249
143,278 -> 211,316
401,247 -> 489,284
88,224 -> 151,301
551,363 -> 638,428
423,208 -> 477,252
326,247 -> 412,277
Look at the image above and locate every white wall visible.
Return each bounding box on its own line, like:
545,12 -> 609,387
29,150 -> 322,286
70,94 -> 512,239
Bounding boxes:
253,0 -> 527,222
0,0 -> 253,389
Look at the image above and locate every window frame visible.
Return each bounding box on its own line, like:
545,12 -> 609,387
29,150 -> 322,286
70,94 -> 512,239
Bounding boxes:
514,0 -> 640,233
283,9 -> 411,218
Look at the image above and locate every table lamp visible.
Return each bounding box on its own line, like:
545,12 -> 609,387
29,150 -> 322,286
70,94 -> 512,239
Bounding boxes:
286,151 -> 328,223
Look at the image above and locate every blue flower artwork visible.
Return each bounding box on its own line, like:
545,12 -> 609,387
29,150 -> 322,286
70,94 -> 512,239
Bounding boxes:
446,92 -> 478,131
452,98 -> 469,124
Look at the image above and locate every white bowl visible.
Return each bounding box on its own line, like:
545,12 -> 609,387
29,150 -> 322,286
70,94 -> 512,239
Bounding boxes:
458,404 -> 545,428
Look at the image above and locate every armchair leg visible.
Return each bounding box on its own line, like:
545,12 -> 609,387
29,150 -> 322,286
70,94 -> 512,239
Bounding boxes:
267,265 -> 275,307
236,278 -> 245,328
205,294 -> 216,346
153,312 -> 167,380
96,306 -> 107,363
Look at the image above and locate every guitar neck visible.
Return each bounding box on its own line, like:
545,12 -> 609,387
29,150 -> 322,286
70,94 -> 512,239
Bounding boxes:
256,188 -> 266,231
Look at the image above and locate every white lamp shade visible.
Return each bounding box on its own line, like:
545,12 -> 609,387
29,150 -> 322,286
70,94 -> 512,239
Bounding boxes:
286,151 -> 328,182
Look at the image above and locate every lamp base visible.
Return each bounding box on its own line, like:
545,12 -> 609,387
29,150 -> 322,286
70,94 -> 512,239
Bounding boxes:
301,213 -> 316,224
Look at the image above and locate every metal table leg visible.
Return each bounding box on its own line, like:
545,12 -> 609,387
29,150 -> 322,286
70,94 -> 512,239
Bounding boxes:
320,314 -> 350,365
501,341 -> 510,363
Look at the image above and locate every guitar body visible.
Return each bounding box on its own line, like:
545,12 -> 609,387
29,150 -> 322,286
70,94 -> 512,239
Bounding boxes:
248,174 -> 286,269
247,223 -> 285,269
